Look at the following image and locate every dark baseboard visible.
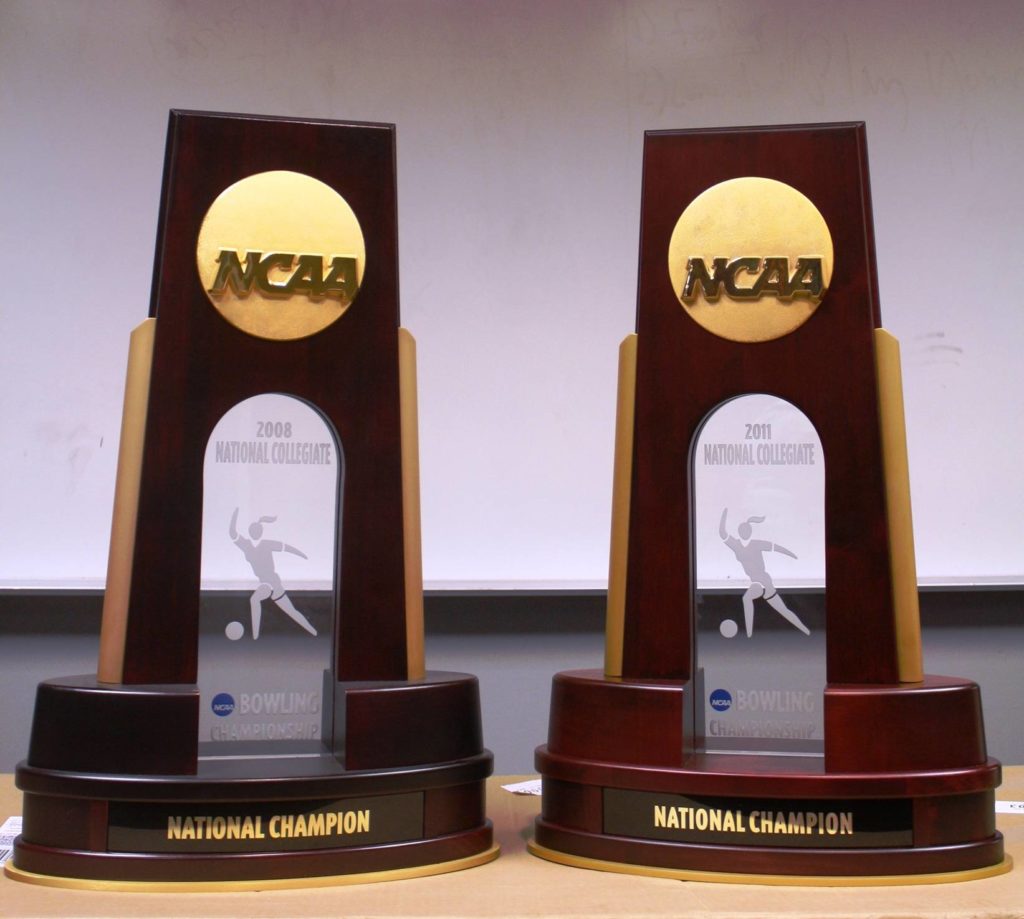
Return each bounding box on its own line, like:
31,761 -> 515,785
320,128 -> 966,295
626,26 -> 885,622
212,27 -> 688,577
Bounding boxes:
0,587 -> 1020,636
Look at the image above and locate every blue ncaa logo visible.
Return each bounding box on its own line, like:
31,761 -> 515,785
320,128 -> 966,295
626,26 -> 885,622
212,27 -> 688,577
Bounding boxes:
211,692 -> 236,717
709,689 -> 732,712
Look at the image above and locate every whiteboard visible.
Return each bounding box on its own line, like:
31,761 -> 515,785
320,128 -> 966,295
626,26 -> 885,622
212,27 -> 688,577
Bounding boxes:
1,0 -> 1021,590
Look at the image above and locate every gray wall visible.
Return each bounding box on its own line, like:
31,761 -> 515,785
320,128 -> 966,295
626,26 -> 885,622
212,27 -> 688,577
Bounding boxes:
1,590 -> 1020,774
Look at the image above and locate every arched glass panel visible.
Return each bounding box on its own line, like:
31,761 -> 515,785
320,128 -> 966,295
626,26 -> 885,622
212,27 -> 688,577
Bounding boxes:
693,394 -> 825,756
196,393 -> 342,761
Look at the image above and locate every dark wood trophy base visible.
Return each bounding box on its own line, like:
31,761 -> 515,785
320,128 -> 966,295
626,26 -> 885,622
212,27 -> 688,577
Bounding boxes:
531,124 -> 1007,884
12,671 -> 495,888
9,112 -> 496,889
533,670 -> 1005,883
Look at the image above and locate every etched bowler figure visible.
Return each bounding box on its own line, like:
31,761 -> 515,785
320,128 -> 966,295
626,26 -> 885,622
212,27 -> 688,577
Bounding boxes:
230,508 -> 318,639
719,507 -> 810,637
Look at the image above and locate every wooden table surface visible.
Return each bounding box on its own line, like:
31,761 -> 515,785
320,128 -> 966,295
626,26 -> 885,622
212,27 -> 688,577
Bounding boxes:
2,771 -> 1021,918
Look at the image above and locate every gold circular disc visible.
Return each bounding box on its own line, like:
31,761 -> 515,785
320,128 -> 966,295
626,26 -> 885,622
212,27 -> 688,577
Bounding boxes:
196,171 -> 366,341
667,177 -> 833,343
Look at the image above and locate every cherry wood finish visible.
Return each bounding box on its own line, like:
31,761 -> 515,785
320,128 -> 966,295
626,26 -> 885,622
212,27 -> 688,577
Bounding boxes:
342,673 -> 485,770
539,671 -> 999,799
15,673 -> 493,881
126,111 -> 408,685
625,123 -> 894,684
535,125 -> 1003,878
535,672 -> 1002,876
12,112 -> 495,885
824,676 -> 988,772
547,671 -> 690,767
533,822 -> 1004,878
27,676 -> 197,775
13,825 -> 495,884
17,750 -> 493,803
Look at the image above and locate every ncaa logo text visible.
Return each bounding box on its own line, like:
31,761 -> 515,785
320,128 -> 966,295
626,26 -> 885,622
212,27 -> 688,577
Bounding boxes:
211,692 -> 236,717
709,689 -> 733,712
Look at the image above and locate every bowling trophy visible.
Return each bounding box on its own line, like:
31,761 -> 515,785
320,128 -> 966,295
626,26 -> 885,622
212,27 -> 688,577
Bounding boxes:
532,123 -> 1008,883
9,111 -> 496,888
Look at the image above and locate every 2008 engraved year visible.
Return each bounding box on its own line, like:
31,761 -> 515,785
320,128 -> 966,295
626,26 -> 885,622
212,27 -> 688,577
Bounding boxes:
256,421 -> 293,438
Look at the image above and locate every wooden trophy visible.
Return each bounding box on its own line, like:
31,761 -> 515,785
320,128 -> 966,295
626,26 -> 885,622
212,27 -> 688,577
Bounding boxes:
9,111 -> 496,888
531,123 -> 1008,883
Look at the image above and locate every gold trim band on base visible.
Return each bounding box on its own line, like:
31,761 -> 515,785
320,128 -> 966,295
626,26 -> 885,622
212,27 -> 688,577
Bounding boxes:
4,844 -> 499,893
527,840 -> 1011,888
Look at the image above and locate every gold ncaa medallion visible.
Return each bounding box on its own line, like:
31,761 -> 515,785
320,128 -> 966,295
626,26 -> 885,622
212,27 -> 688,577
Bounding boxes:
196,171 -> 366,341
667,177 -> 833,343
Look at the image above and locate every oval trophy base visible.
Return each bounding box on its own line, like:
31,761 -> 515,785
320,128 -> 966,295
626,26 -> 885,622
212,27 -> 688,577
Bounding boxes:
11,671 -> 495,886
533,669 -> 1005,883
527,840 -> 1010,887
7,839 -> 500,892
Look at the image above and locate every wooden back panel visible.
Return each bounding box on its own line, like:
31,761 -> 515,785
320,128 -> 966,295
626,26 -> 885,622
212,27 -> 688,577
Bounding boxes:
622,123 -> 899,685
120,111 -> 407,684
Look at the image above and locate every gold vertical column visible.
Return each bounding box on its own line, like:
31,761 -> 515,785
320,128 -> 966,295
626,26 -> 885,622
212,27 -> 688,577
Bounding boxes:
399,328 -> 426,680
605,334 -> 638,677
97,318 -> 157,683
874,328 -> 924,683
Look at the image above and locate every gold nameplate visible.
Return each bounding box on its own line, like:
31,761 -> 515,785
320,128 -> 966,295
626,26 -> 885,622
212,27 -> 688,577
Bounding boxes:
667,177 -> 833,343
196,170 -> 366,341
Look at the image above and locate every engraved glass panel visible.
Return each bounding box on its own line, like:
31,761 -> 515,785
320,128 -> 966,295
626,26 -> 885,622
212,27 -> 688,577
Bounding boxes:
197,393 -> 341,760
693,394 -> 825,756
